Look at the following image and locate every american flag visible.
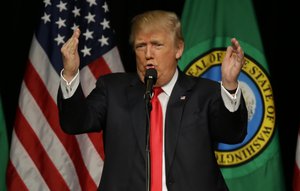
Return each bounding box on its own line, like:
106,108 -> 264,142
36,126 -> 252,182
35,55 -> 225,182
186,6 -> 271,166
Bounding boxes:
294,125 -> 300,191
6,0 -> 124,190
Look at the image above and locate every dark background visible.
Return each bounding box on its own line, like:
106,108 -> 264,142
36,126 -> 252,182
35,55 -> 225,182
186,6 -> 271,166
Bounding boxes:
2,0 -> 299,190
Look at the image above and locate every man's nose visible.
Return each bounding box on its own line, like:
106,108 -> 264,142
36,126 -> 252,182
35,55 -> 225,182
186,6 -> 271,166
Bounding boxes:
145,45 -> 153,59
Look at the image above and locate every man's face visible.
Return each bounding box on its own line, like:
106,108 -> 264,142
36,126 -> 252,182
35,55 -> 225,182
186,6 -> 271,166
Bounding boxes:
133,28 -> 183,87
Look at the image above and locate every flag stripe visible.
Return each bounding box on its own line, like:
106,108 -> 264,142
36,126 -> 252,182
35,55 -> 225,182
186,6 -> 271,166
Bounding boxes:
29,36 -> 60,102
23,62 -> 97,190
7,158 -> 30,191
293,129 -> 300,191
88,132 -> 106,160
14,108 -> 70,190
6,160 -> 30,191
18,80 -> 82,189
102,47 -> 124,73
8,130 -> 50,190
80,66 -> 98,96
294,164 -> 300,191
296,131 -> 300,170
88,56 -> 112,78
75,133 -> 104,183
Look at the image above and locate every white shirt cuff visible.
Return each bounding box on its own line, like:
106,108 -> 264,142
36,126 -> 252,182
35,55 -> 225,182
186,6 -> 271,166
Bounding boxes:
60,69 -> 80,99
220,81 -> 242,112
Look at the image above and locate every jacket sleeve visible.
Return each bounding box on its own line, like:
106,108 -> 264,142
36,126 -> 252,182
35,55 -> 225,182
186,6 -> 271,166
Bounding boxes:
57,79 -> 107,134
209,91 -> 248,144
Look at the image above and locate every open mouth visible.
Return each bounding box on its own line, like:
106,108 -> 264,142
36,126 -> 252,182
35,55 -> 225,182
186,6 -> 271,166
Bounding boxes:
146,63 -> 155,69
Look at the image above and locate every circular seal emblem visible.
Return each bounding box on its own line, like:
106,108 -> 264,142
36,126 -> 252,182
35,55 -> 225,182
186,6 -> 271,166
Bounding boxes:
182,48 -> 275,167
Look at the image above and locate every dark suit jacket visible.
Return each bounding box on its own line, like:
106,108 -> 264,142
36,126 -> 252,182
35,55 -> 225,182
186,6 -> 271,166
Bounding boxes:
57,70 -> 248,191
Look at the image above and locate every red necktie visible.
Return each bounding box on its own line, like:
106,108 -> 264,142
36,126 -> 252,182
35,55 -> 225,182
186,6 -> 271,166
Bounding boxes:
150,87 -> 163,191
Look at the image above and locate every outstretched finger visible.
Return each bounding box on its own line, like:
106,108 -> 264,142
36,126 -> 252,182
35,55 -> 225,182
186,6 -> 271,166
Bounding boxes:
62,28 -> 80,48
224,45 -> 233,62
62,29 -> 80,55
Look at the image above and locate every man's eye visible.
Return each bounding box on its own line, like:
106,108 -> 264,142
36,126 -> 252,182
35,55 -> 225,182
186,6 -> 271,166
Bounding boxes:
135,44 -> 145,49
154,43 -> 163,48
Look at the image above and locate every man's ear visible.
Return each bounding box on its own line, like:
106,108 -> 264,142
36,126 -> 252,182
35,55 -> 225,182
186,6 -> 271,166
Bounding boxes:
176,41 -> 184,59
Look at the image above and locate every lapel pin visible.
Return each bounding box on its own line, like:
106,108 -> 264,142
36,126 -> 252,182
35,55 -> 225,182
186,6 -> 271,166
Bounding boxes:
180,96 -> 186,100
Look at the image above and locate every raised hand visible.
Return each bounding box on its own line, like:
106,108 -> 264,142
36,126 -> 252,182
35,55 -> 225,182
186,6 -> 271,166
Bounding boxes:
61,28 -> 81,82
221,38 -> 245,91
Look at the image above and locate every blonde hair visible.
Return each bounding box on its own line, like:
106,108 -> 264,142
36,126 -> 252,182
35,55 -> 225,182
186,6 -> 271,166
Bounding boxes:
129,10 -> 184,47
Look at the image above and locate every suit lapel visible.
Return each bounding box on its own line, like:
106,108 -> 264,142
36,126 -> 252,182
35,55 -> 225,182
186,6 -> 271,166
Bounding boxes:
125,72 -> 196,168
126,76 -> 147,161
165,72 -> 195,173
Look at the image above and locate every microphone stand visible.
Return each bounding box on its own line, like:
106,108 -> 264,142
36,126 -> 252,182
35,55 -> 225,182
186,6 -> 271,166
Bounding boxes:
144,92 -> 152,191
143,68 -> 157,191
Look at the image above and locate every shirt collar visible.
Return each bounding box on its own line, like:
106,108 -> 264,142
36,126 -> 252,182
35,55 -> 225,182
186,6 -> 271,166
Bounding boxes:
161,68 -> 178,97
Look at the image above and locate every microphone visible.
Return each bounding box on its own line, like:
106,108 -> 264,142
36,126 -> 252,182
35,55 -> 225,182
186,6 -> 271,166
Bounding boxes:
144,68 -> 157,100
144,68 -> 157,191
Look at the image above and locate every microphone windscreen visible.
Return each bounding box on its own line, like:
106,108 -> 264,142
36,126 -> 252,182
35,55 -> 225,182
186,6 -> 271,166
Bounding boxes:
144,68 -> 157,84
